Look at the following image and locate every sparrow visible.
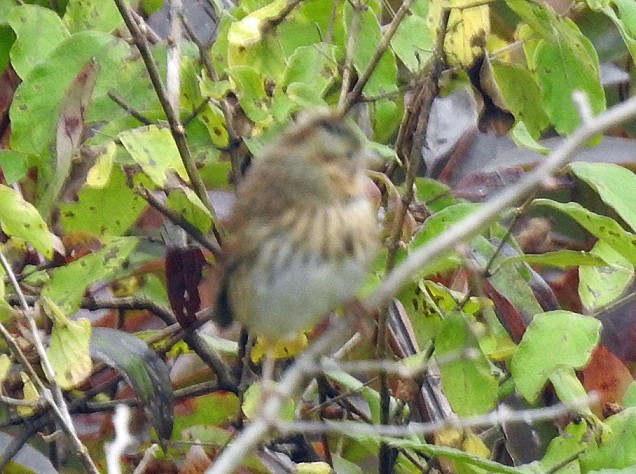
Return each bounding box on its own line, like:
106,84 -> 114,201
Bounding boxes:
215,110 -> 379,345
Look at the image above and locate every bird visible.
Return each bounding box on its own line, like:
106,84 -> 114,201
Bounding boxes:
215,110 -> 379,347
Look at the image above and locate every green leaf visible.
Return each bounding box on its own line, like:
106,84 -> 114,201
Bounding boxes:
166,188 -> 213,235
325,370 -> 393,424
0,150 -> 29,184
580,408 -> 636,471
10,31 -> 127,156
118,125 -> 189,186
276,0 -> 335,55
227,19 -> 286,81
472,235 -> 545,320
579,240 -> 634,312
227,65 -> 271,124
506,0 -> 560,42
569,162 -> 636,232
436,312 -> 498,416
0,26 -> 14,78
496,250 -> 608,269
42,237 -> 138,315
91,328 -> 174,439
173,393 -> 240,434
539,33 -> 604,133
42,298 -> 92,390
60,166 -> 147,236
345,2 -> 397,95
227,0 -> 287,47
243,382 -> 294,422
6,4 -> 69,78
538,419 -> 589,473
391,14 -> 434,73
384,437 -> 524,473
600,1 -> 636,62
414,178 -> 457,212
533,199 -> 636,267
550,366 -> 592,415
510,121 -> 550,154
63,0 -> 123,33
197,102 -> 230,148
511,311 -> 601,402
411,203 -> 481,275
0,185 -> 53,258
281,44 -> 339,95
487,59 -> 549,137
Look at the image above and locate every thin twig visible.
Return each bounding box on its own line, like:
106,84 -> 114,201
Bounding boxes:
340,0 -> 416,113
337,0 -> 361,110
0,249 -> 99,473
277,396 -> 591,439
137,186 -> 222,258
113,0 -> 224,244
107,90 -> 153,125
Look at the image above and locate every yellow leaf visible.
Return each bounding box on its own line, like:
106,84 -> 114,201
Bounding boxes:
18,372 -> 38,416
86,141 -> 115,188
0,354 -> 11,383
433,0 -> 491,67
251,333 -> 308,363
297,462 -> 333,474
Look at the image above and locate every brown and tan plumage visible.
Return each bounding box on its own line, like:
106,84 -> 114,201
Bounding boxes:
216,110 -> 378,343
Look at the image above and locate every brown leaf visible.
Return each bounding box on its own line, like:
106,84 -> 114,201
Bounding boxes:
166,246 -> 205,327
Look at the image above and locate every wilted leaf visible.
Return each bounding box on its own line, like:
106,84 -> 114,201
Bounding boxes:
583,345 -> 633,412
85,141 -> 115,188
165,246 -> 204,328
91,327 -> 174,439
40,60 -> 100,220
18,372 -> 38,417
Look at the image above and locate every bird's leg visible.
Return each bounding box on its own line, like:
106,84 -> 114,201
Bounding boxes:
261,346 -> 276,395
